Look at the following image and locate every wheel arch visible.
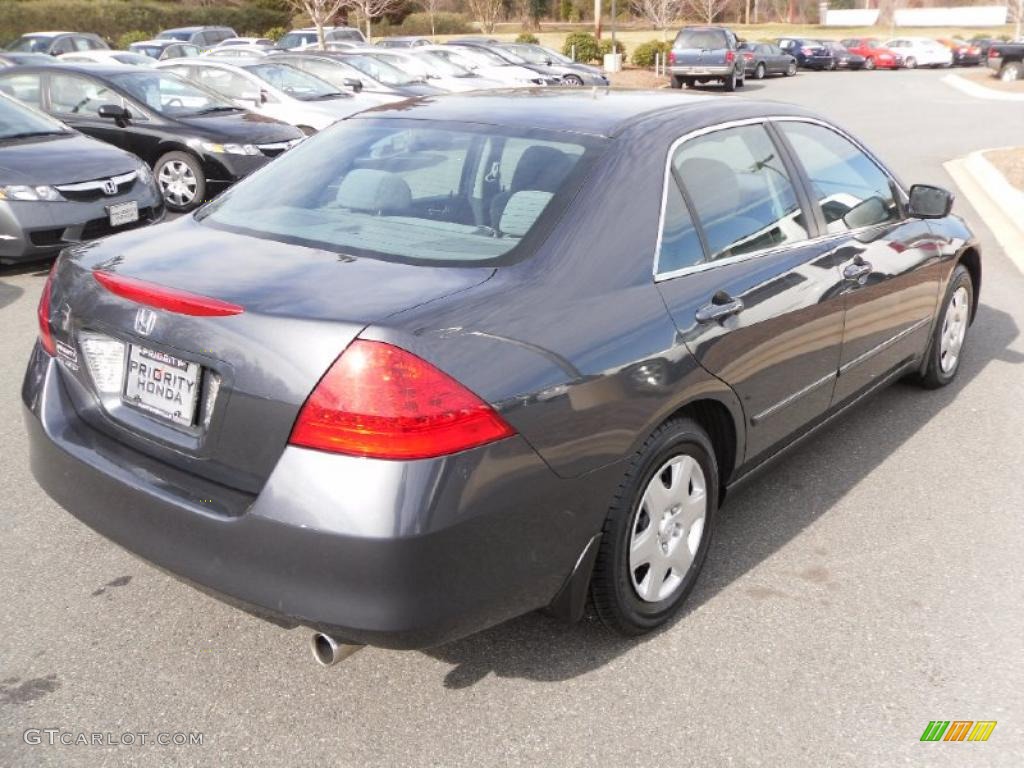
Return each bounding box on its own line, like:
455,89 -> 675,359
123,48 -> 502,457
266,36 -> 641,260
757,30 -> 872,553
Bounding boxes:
956,246 -> 981,322
666,397 -> 740,499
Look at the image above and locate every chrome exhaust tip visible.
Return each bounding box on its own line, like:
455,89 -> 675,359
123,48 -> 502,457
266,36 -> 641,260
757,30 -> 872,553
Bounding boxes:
310,632 -> 363,667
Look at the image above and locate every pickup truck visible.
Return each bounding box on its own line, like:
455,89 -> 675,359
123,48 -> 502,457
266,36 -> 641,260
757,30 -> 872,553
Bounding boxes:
668,26 -> 746,92
987,41 -> 1024,81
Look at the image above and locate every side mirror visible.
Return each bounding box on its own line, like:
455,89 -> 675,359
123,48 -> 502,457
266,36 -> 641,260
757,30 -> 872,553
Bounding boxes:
259,89 -> 269,104
97,103 -> 129,120
343,77 -> 363,93
908,184 -> 954,218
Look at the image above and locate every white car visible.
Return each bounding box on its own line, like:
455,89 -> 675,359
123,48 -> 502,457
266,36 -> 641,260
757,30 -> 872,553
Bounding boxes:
155,59 -> 378,133
203,45 -> 272,59
213,37 -> 275,49
57,50 -> 156,67
363,49 -> 504,92
276,27 -> 366,50
417,45 -> 547,86
884,37 -> 953,68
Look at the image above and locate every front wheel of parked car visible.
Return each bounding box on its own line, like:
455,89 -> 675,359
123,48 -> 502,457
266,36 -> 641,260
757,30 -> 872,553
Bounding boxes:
563,74 -> 584,86
1000,62 -> 1022,82
918,264 -> 974,389
786,61 -> 797,76
155,151 -> 205,212
754,63 -> 766,80
904,56 -> 917,69
864,57 -> 876,70
591,419 -> 719,636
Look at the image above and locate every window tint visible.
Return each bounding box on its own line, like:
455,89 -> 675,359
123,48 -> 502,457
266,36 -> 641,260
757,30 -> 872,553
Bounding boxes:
51,38 -> 75,55
658,181 -> 704,273
193,67 -> 254,100
0,73 -> 43,108
778,121 -> 900,233
48,74 -> 125,116
672,124 -> 808,261
676,30 -> 728,50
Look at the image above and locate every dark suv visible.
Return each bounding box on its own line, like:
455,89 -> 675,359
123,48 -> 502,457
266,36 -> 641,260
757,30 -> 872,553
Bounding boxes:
668,26 -> 745,91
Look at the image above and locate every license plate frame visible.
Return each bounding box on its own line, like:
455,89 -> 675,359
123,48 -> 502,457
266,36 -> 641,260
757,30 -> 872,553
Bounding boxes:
122,344 -> 201,427
107,201 -> 139,228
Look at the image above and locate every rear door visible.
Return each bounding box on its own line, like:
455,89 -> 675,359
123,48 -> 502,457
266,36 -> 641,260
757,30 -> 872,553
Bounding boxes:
655,121 -> 848,462
774,119 -> 942,405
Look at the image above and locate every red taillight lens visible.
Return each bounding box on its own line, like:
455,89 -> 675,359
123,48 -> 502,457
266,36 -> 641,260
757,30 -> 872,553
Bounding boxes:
743,52 -> 753,60
289,340 -> 516,460
668,51 -> 676,64
801,47 -> 813,55
93,270 -> 243,317
724,50 -> 735,63
988,47 -> 1000,58
37,262 -> 56,356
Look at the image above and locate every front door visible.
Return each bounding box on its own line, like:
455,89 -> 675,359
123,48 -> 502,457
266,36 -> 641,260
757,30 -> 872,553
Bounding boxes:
44,72 -> 130,151
773,119 -> 942,405
655,122 -> 848,463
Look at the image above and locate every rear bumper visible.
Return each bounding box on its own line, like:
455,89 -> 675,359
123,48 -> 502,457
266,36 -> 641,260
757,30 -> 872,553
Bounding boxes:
800,55 -> 833,69
0,194 -> 163,264
23,346 -> 611,649
669,64 -> 733,78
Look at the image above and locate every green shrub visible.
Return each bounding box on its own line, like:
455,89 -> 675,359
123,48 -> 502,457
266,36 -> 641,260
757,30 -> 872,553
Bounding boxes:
0,1 -> 291,46
116,30 -> 151,50
598,38 -> 626,59
631,39 -> 671,68
562,31 -> 600,63
515,32 -> 539,44
264,26 -> 288,42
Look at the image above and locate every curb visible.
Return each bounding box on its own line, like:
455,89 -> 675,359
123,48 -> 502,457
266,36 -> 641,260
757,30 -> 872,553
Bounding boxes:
944,149 -> 1024,276
942,73 -> 1024,102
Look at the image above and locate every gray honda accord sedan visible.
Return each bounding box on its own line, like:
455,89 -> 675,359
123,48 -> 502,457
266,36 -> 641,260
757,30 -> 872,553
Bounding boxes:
24,90 -> 980,660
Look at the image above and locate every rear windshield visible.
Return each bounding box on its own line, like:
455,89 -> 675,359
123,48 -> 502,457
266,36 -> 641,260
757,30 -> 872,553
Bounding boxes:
675,29 -> 728,49
199,119 -> 603,265
8,36 -> 53,53
158,31 -> 193,42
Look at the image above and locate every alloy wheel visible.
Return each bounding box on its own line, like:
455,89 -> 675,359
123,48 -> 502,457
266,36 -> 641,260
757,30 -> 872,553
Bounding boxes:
158,160 -> 198,208
563,74 -> 584,87
1001,63 -> 1021,82
939,286 -> 969,374
905,56 -> 917,69
628,455 -> 707,603
755,63 -> 765,80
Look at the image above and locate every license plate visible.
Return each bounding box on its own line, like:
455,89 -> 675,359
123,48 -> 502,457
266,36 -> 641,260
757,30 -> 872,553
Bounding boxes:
123,344 -> 201,427
108,201 -> 139,228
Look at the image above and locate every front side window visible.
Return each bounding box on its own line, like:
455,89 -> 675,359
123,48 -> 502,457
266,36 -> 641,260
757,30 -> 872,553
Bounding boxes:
47,74 -> 125,117
778,121 -> 900,233
200,120 -> 600,265
193,67 -> 254,100
107,71 -> 236,116
0,91 -> 70,138
670,124 -> 808,262
245,63 -> 343,99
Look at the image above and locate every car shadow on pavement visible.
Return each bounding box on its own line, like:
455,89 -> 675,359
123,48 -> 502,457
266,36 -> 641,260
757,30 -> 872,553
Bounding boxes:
0,260 -> 54,309
425,302 -> 1022,688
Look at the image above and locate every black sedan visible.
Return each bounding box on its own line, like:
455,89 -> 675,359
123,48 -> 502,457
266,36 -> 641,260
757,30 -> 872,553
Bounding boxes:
0,65 -> 303,212
738,42 -> 797,79
25,91 -> 979,660
776,37 -> 834,70
820,40 -> 866,70
0,92 -> 162,263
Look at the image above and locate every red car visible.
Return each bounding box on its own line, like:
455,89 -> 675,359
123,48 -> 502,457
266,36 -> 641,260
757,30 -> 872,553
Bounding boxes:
840,38 -> 902,69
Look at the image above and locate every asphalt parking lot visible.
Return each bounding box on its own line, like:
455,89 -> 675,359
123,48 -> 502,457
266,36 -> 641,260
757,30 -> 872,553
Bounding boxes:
2,69 -> 1023,767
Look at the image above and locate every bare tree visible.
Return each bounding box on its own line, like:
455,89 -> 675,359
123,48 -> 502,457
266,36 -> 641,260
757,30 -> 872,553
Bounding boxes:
465,0 -> 504,33
345,0 -> 402,40
681,0 -> 733,24
285,0 -> 348,49
422,0 -> 446,38
633,0 -> 682,37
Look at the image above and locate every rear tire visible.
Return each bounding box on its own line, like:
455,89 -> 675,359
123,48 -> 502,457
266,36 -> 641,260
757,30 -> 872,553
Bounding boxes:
904,56 -> 917,69
670,74 -> 684,89
786,61 -> 797,76
917,264 -> 974,389
591,419 -> 719,636
864,57 -> 876,71
1000,62 -> 1022,82
723,70 -> 738,91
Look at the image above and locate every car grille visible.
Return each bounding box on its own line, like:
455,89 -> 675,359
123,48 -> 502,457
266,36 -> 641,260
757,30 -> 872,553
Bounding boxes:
257,138 -> 303,158
55,171 -> 138,202
80,206 -> 158,241
29,206 -> 158,248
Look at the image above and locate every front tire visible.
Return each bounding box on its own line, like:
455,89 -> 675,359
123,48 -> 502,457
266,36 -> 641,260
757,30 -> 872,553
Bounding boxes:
591,419 -> 719,635
155,151 -> 205,212
918,264 -> 974,389
864,57 -> 876,71
786,61 -> 797,76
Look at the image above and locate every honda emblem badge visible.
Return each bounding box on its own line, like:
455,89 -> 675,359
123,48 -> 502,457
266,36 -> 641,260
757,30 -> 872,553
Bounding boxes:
134,308 -> 157,336
103,179 -> 118,195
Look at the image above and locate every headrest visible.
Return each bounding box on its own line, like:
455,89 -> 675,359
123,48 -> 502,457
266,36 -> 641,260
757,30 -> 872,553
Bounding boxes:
335,169 -> 411,213
510,145 -> 574,193
678,157 -> 740,220
499,190 -> 552,237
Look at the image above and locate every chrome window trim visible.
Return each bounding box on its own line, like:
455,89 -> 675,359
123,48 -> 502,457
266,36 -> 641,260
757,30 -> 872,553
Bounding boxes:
653,115 -> 907,283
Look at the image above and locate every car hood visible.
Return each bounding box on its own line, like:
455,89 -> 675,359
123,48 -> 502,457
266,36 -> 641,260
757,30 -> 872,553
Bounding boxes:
0,132 -> 138,185
175,110 -> 303,143
396,82 -> 445,96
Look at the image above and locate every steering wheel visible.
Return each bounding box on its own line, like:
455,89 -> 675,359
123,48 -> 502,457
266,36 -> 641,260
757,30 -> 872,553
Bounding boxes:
166,98 -> 183,108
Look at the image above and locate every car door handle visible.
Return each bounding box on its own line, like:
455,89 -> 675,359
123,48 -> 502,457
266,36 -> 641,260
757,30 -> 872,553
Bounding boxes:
843,259 -> 872,281
695,293 -> 745,324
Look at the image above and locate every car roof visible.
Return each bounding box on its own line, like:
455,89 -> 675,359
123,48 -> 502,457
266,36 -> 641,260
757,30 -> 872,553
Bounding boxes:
20,31 -> 74,37
353,89 -> 815,139
3,63 -> 143,77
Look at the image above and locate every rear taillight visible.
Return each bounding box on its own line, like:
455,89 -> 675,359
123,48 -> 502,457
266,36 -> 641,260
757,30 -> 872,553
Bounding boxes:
724,50 -> 735,63
989,47 -> 1000,58
37,262 -> 56,356
93,270 -> 243,317
801,47 -> 813,55
668,50 -> 676,64
743,52 -> 754,60
289,340 -> 516,460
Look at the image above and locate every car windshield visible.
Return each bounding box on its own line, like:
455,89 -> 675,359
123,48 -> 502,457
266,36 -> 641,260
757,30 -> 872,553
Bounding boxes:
8,36 -> 53,53
200,120 -> 601,265
158,31 -> 193,42
504,45 -> 549,65
278,33 -> 315,48
243,63 -> 343,99
417,51 -> 472,77
112,53 -> 157,67
108,71 -> 238,116
454,46 -> 509,66
676,30 -> 728,49
0,93 -> 69,140
341,54 -> 418,86
374,53 -> 430,79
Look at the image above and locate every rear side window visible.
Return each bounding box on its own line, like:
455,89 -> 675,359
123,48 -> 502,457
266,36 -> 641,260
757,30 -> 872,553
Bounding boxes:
200,120 -> 602,265
0,73 -> 43,107
675,30 -> 728,50
658,182 -> 704,274
777,121 -> 900,233
670,124 -> 808,262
